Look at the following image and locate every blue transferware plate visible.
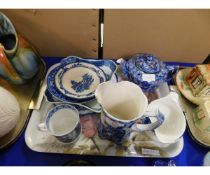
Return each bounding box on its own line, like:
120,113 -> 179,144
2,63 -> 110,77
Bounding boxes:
47,56 -> 117,103
119,53 -> 178,92
55,60 -> 106,100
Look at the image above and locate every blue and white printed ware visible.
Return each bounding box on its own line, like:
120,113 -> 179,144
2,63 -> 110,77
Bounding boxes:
38,104 -> 81,143
56,58 -> 106,100
47,56 -> 117,103
44,89 -> 101,115
95,81 -> 164,145
45,62 -> 118,113
119,53 -> 178,92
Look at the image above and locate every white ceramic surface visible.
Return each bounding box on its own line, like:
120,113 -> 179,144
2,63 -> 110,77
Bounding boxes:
148,93 -> 186,143
0,87 -> 20,138
95,81 -> 148,122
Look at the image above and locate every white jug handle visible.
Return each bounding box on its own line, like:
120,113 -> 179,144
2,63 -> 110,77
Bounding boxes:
37,123 -> 48,132
131,110 -> 164,132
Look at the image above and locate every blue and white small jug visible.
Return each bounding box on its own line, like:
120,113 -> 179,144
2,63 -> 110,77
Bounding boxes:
95,81 -> 164,145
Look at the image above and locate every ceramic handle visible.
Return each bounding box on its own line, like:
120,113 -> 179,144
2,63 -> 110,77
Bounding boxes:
116,58 -> 125,65
37,123 -> 48,132
132,110 -> 164,132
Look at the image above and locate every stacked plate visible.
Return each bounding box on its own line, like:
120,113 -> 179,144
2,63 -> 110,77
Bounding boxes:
45,56 -> 117,114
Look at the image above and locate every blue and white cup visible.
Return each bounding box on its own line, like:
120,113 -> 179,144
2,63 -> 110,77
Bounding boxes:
38,104 -> 81,144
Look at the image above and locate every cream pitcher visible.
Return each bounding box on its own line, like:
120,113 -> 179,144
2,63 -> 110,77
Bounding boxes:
95,81 -> 164,144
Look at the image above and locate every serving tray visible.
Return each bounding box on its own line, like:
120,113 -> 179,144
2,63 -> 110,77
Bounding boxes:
171,86 -> 210,148
25,76 -> 184,158
0,59 -> 46,151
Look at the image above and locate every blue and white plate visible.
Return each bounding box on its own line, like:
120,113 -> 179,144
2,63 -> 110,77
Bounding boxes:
55,62 -> 106,100
47,56 -> 117,104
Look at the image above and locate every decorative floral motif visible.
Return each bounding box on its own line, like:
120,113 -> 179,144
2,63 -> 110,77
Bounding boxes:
47,56 -> 117,103
71,73 -> 94,93
120,53 -> 179,92
98,120 -> 130,145
44,89 -> 100,115
47,65 -> 97,103
98,110 -> 164,145
57,63 -> 104,99
46,104 -> 81,143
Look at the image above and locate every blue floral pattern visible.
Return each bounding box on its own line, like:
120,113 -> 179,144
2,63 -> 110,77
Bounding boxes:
71,73 -> 94,93
98,109 -> 164,145
46,104 -> 81,143
44,89 -> 101,115
98,111 -> 134,145
57,63 -> 104,98
98,120 -> 131,145
47,56 -> 117,103
121,53 -> 179,92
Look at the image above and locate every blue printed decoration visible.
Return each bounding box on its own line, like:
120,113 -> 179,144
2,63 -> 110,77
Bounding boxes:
71,73 -> 94,93
120,53 -> 179,92
98,109 -> 164,145
47,56 -> 117,103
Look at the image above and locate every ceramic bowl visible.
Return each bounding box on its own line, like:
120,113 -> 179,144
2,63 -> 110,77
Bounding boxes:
119,53 -> 178,92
